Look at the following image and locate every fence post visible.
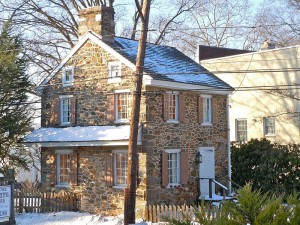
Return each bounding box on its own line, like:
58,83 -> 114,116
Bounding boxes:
9,169 -> 16,225
209,179 -> 212,199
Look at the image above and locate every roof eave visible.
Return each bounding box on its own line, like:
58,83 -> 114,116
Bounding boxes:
143,77 -> 234,95
20,140 -> 142,147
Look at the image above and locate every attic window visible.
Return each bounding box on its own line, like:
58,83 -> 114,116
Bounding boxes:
62,66 -> 74,87
108,62 -> 121,83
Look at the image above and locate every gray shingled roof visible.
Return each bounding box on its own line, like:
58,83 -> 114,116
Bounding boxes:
104,36 -> 232,89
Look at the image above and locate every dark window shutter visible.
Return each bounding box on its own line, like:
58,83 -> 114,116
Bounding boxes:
107,94 -> 115,122
162,151 -> 168,187
70,153 -> 78,186
212,98 -> 218,124
180,151 -> 189,185
198,97 -> 203,123
179,94 -> 185,122
50,99 -> 60,126
70,98 -> 76,125
105,153 -> 114,186
48,154 -> 57,187
163,94 -> 170,121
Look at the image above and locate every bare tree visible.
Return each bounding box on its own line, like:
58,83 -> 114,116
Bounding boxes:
0,0 -> 114,83
118,0 -> 197,45
167,0 -> 255,59
264,87 -> 300,121
253,0 -> 300,48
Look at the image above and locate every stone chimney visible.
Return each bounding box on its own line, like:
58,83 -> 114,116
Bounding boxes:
260,39 -> 275,51
78,6 -> 115,42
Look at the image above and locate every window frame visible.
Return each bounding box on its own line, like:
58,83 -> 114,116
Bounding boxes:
62,66 -> 74,87
166,92 -> 179,123
236,119 -> 247,142
59,95 -> 73,126
114,90 -> 131,123
112,150 -> 128,188
165,149 -> 181,187
108,61 -> 122,83
264,117 -> 276,136
55,149 -> 73,187
202,95 -> 212,125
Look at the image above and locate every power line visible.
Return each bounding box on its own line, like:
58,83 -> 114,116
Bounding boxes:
2,85 -> 300,107
146,23 -> 299,32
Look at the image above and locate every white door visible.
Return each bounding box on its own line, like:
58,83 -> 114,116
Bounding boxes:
198,147 -> 215,196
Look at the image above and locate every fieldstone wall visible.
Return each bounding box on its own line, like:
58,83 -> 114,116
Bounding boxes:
41,39 -> 139,127
41,146 -> 147,216
143,87 -> 229,205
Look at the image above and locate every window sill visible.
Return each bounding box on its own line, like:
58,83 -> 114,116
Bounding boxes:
201,122 -> 212,126
166,120 -> 179,124
113,185 -> 127,189
265,134 -> 276,137
167,184 -> 181,188
55,184 -> 70,188
62,82 -> 74,87
114,119 -> 129,124
108,77 -> 121,83
60,123 -> 72,126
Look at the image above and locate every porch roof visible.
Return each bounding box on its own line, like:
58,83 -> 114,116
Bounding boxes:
21,125 -> 142,147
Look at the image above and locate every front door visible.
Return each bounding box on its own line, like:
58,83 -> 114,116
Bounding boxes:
198,147 -> 215,196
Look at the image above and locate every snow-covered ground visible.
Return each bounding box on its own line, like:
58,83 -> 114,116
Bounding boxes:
15,212 -> 151,225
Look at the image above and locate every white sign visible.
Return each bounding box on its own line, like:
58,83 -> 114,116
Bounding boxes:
0,186 -> 11,219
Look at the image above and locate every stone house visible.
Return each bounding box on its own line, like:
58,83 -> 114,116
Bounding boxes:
22,6 -> 233,216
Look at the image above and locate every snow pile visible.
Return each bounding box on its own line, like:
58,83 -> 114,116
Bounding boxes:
16,212 -> 150,225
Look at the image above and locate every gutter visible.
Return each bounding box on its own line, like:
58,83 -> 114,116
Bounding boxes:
227,95 -> 232,194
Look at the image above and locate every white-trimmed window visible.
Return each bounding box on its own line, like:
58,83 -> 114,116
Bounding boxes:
108,61 -> 121,83
62,66 -> 74,87
60,95 -> 73,125
55,149 -> 74,187
113,150 -> 128,187
236,119 -> 247,141
203,95 -> 212,124
162,150 -> 188,187
115,90 -> 131,122
166,92 -> 179,122
264,117 -> 275,135
166,149 -> 180,186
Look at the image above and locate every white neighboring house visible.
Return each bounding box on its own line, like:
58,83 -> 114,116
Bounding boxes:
17,93 -> 41,183
200,44 -> 300,144
16,147 -> 41,182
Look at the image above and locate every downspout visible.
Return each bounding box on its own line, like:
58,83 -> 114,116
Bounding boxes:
227,95 -> 232,195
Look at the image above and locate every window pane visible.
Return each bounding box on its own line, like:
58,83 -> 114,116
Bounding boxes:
168,94 -> 178,120
109,65 -> 120,78
168,152 -> 179,184
65,69 -> 72,82
265,118 -> 275,134
203,98 -> 211,123
115,153 -> 128,185
61,99 -> 70,123
58,154 -> 71,184
236,119 -> 247,141
117,93 -> 130,120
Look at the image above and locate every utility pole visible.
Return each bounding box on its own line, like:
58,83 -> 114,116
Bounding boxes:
124,0 -> 151,225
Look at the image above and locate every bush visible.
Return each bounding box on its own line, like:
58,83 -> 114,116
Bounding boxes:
231,139 -> 300,196
165,184 -> 300,225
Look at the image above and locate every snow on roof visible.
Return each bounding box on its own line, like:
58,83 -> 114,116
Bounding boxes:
39,32 -> 232,91
106,36 -> 232,89
22,125 -> 139,143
